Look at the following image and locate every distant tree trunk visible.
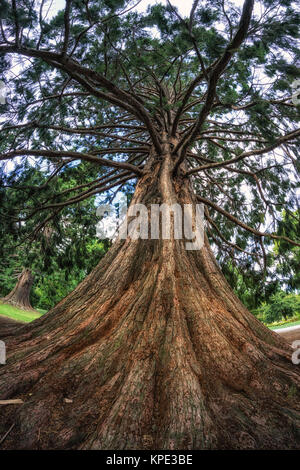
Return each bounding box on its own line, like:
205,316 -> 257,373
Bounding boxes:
0,154 -> 299,450
2,268 -> 35,311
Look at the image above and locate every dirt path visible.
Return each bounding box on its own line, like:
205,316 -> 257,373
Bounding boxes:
274,325 -> 300,344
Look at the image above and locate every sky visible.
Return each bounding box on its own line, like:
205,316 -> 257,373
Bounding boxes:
47,0 -> 208,17
48,0 -> 201,17
48,0 -> 250,19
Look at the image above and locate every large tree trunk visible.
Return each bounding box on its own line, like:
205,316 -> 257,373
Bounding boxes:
0,153 -> 299,450
1,268 -> 35,311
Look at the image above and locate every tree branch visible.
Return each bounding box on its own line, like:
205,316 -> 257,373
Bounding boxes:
0,149 -> 145,175
186,128 -> 300,175
197,195 -> 300,246
172,0 -> 254,170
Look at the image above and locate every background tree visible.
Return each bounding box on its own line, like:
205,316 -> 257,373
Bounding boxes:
273,209 -> 300,291
0,164 -> 110,310
0,0 -> 299,450
1,268 -> 35,311
254,291 -> 300,324
219,211 -> 300,311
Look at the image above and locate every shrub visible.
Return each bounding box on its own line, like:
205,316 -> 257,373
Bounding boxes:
253,291 -> 300,324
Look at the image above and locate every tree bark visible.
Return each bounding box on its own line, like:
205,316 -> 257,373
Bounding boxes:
0,153 -> 299,450
0,315 -> 24,337
1,268 -> 35,312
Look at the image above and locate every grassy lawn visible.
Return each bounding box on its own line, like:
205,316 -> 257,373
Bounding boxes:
0,303 -> 46,323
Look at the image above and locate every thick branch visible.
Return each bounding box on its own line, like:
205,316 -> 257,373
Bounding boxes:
0,45 -> 162,154
173,0 -> 254,168
0,149 -> 145,175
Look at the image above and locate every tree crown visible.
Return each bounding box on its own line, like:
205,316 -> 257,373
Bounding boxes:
0,0 -> 299,274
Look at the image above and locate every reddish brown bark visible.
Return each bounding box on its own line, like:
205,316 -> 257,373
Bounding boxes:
0,151 -> 299,450
0,315 -> 24,337
1,268 -> 35,312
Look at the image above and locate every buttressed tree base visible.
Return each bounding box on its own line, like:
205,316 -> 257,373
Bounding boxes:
0,0 -> 299,450
1,268 -> 35,311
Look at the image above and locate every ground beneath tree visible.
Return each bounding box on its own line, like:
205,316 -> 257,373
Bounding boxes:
0,303 -> 42,323
275,325 -> 300,345
0,315 -> 24,336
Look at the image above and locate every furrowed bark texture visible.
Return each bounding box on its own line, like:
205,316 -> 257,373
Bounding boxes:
0,154 -> 299,450
1,269 -> 35,312
0,315 -> 24,337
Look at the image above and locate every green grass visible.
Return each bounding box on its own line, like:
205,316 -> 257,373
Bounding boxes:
269,319 -> 300,330
36,308 -> 47,315
0,303 -> 44,323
